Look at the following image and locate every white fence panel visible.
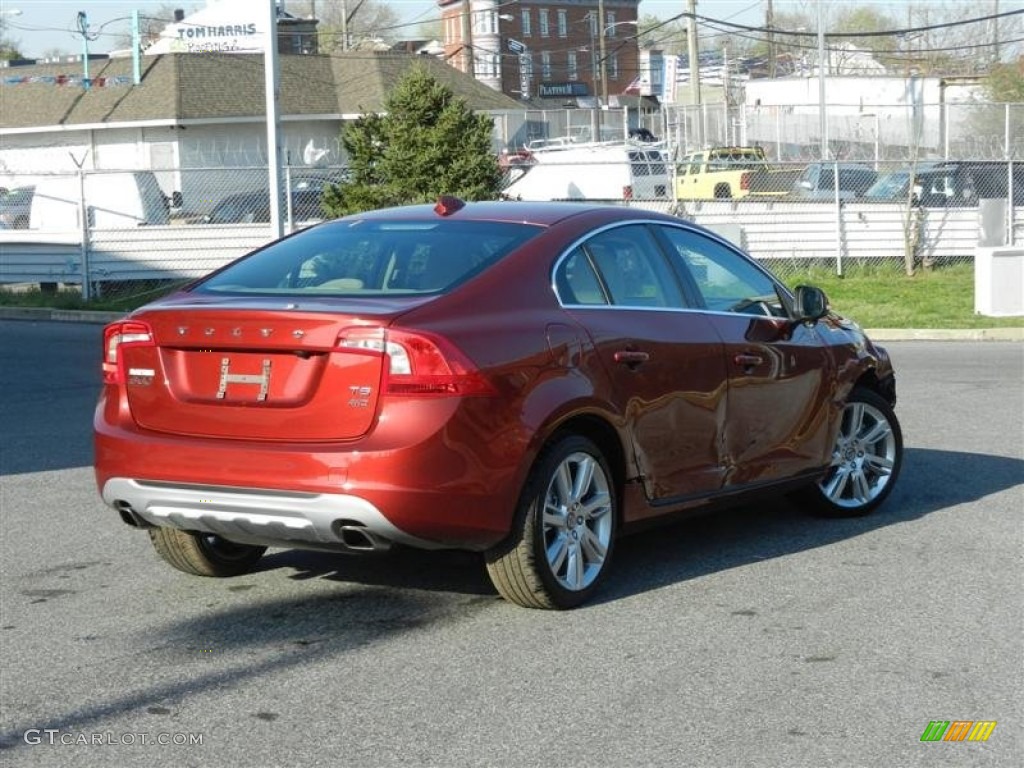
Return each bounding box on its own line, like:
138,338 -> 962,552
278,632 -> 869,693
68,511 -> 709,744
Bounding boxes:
0,232 -> 81,283
631,200 -> 1019,263
1,226 -> 276,285
2,206 -> 1021,289
88,225 -> 275,282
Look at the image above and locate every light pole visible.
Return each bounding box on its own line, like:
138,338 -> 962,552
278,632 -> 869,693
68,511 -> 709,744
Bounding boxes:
599,19 -> 638,105
686,0 -> 702,148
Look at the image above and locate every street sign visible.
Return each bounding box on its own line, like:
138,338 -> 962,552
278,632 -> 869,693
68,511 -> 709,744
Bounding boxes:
507,38 -> 526,55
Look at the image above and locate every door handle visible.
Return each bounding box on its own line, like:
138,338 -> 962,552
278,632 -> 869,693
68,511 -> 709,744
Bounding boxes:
613,350 -> 650,366
733,354 -> 764,367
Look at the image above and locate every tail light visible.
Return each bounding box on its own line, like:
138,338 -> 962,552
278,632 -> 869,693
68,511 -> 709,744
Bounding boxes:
740,171 -> 751,191
336,327 -> 496,397
102,321 -> 154,384
623,185 -> 634,200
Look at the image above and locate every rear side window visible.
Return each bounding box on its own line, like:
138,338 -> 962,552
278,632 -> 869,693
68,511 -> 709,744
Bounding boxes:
195,219 -> 541,296
576,224 -> 685,308
556,248 -> 607,305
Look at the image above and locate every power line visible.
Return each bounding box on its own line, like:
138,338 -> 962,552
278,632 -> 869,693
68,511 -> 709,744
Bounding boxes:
688,7 -> 1023,39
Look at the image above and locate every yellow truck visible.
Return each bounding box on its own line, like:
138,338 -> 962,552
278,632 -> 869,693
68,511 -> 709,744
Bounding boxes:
675,146 -> 799,200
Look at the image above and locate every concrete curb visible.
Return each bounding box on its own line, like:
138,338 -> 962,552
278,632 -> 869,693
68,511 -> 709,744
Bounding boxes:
863,327 -> 1024,342
0,306 -> 1022,341
0,306 -> 126,324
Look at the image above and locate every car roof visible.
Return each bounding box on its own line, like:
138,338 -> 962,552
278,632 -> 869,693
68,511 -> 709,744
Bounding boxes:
337,200 -> 673,228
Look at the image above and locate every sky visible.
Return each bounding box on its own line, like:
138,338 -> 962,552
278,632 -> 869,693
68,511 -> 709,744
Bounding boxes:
1,0 -> 1020,59
0,0 -> 767,58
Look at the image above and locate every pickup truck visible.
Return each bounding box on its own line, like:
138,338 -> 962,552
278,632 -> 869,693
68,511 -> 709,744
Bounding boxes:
675,146 -> 800,200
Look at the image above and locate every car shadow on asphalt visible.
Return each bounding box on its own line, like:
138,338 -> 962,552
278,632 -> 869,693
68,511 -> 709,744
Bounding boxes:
252,446 -> 1021,606
0,587 -> 493,751
0,447 -> 1018,750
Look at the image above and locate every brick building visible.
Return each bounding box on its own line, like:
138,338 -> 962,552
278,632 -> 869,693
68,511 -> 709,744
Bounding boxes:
437,0 -> 641,105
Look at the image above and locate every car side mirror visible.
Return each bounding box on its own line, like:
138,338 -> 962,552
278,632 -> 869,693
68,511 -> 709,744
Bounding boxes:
794,285 -> 829,322
171,191 -> 183,209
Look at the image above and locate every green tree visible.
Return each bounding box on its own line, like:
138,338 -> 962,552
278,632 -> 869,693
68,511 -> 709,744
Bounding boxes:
114,3 -> 200,49
985,61 -> 1024,102
0,41 -> 22,61
637,14 -> 688,56
321,66 -> 503,216
0,16 -> 23,60
747,10 -> 814,74
831,7 -> 898,69
286,0 -> 400,52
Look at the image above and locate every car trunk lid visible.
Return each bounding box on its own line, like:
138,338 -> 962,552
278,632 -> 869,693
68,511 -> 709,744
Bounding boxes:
120,309 -> 392,441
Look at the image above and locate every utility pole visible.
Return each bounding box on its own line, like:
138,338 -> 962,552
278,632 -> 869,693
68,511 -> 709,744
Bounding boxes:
341,0 -> 348,51
992,0 -> 1000,65
766,0 -> 775,78
686,0 -> 702,148
589,11 -> 597,98
462,0 -> 475,77
131,9 -> 141,84
598,0 -> 607,105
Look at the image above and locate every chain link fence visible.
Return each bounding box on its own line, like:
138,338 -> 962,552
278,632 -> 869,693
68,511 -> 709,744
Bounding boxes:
1,102 -> 1021,304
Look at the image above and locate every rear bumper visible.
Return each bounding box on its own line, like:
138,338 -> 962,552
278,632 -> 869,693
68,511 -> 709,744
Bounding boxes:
101,477 -> 444,552
94,387 -> 528,550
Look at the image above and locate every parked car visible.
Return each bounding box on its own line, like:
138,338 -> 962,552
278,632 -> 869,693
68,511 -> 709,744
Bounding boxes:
0,185 -> 34,228
863,161 -> 1024,206
790,162 -> 877,200
94,199 -> 903,609
289,169 -> 349,192
201,188 -> 325,224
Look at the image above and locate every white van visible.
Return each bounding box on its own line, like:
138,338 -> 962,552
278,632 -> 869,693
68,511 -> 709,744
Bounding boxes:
29,171 -> 169,230
500,142 -> 671,202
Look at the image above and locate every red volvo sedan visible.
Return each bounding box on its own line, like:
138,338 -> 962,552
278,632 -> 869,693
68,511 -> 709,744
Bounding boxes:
95,199 -> 902,609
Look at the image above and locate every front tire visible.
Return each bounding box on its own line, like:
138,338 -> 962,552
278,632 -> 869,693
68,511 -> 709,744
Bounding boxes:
149,528 -> 266,577
486,435 -> 617,609
799,386 -> 903,517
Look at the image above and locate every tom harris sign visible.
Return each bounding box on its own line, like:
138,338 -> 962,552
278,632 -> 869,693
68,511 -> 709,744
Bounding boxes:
176,23 -> 258,42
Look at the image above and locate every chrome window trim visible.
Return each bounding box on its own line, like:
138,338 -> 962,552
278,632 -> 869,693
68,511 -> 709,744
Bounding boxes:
550,218 -> 792,311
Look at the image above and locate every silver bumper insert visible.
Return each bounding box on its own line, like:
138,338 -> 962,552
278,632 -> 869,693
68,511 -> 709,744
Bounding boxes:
101,478 -> 442,551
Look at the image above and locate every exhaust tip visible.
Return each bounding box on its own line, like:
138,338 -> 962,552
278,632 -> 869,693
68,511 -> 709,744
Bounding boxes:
332,520 -> 390,552
114,500 -> 151,528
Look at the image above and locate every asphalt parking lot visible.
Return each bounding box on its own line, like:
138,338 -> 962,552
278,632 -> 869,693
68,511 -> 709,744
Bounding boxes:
0,320 -> 1021,767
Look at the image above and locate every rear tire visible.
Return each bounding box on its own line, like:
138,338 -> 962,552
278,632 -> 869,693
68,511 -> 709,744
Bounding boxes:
797,386 -> 903,518
486,435 -> 617,609
149,528 -> 266,577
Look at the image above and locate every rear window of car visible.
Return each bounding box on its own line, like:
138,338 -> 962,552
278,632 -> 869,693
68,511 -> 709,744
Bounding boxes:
195,219 -> 542,296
